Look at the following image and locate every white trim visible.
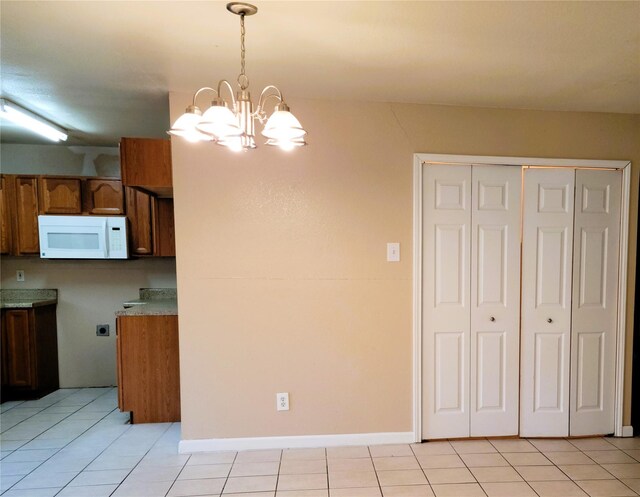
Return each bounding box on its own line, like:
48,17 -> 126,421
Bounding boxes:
416,153 -> 628,170
622,426 -> 634,438
412,153 -> 632,442
615,163 -> 632,437
179,432 -> 415,453
412,155 -> 423,443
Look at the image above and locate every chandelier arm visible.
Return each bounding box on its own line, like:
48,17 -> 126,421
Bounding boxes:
254,85 -> 283,122
192,87 -> 218,106
256,85 -> 283,111
217,80 -> 238,111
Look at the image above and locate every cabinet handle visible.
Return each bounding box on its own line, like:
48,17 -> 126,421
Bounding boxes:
547,318 -> 553,323
490,316 -> 495,322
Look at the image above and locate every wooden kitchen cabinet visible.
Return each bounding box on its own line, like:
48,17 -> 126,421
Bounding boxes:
14,176 -> 40,255
1,173 -> 174,258
120,138 -> 173,197
125,187 -> 176,257
84,179 -> 124,215
0,175 -> 12,255
116,315 -> 180,423
154,198 -> 176,257
39,177 -> 82,214
0,305 -> 59,400
125,186 -> 154,255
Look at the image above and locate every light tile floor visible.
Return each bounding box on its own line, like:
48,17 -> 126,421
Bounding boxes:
2,389 -> 640,496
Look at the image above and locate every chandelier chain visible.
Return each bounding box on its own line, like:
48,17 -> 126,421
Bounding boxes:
238,13 -> 249,90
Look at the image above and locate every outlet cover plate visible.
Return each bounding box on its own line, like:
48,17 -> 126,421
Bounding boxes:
96,324 -> 110,337
276,392 -> 289,411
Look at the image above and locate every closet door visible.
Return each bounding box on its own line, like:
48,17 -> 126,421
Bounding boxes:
422,165 -> 471,438
521,168 -> 575,437
470,166 -> 521,436
570,169 -> 621,436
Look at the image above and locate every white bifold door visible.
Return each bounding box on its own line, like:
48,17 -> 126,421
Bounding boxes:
422,164 -> 521,438
520,168 -> 621,437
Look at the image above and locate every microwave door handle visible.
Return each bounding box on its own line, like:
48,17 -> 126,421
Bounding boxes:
102,220 -> 108,258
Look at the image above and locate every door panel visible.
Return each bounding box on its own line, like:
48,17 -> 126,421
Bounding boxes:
470,166 -> 521,436
435,332 -> 465,412
536,227 -> 570,307
4,310 -> 34,388
422,165 -> 471,438
521,168 -> 575,437
534,332 -> 565,411
435,225 -> 465,306
570,169 -> 621,435
476,331 -> 505,411
15,176 -> 40,255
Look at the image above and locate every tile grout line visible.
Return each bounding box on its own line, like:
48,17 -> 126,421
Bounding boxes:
452,438 -> 490,497
273,449 -> 283,496
366,444 -> 384,496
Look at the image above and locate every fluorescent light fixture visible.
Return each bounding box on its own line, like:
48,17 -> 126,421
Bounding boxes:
0,98 -> 68,142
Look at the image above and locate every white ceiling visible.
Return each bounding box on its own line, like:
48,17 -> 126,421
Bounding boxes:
1,1 -> 639,146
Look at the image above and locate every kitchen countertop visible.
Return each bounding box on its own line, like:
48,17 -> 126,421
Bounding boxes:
116,299 -> 177,316
0,289 -> 58,309
116,288 -> 178,316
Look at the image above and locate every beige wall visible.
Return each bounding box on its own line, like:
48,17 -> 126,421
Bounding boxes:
170,93 -> 640,440
1,257 -> 177,387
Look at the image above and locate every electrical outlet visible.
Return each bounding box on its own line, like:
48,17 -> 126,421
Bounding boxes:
96,324 -> 110,337
16,270 -> 25,282
276,392 -> 289,411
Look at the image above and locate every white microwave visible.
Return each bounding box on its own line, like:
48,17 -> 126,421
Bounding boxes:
38,215 -> 128,259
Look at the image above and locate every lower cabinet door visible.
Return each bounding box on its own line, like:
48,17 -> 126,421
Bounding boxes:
4,310 -> 35,389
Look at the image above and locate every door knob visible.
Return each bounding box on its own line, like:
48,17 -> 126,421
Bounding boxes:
490,316 -> 496,322
547,318 -> 553,323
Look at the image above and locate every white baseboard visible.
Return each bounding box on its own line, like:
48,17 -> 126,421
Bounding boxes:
179,431 -> 416,453
622,425 -> 634,437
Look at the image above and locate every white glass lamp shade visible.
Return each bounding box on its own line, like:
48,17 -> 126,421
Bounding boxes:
265,137 -> 306,151
261,110 -> 306,141
197,104 -> 242,139
168,111 -> 212,143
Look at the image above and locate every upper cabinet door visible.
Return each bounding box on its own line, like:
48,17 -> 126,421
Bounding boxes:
470,165 -> 521,437
154,198 -> 176,257
39,177 -> 82,214
0,176 -> 13,255
84,179 -> 124,215
422,164 -> 472,439
14,176 -> 40,255
125,186 -> 155,256
521,167 -> 575,437
570,169 -> 621,436
120,138 -> 172,196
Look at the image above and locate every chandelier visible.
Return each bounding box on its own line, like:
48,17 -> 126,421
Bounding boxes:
168,2 -> 307,152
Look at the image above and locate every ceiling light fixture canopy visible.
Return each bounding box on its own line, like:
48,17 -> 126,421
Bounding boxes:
0,98 -> 68,142
168,2 -> 307,152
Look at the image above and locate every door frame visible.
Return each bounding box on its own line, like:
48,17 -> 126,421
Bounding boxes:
413,153 -> 632,441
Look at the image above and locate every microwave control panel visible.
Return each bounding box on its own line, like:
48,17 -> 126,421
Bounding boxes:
107,217 -> 128,259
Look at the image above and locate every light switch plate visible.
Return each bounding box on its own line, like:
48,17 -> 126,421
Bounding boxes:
387,243 -> 400,262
